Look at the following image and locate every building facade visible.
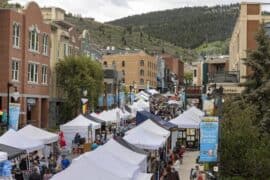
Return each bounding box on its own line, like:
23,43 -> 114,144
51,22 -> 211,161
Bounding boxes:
102,51 -> 157,91
229,2 -> 270,83
41,7 -> 82,127
0,2 -> 51,128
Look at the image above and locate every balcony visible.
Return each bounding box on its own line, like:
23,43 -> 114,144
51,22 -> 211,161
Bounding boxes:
208,71 -> 240,83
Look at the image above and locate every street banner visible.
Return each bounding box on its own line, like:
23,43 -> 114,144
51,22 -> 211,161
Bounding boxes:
9,103 -> 20,130
199,116 -> 219,162
203,99 -> 215,116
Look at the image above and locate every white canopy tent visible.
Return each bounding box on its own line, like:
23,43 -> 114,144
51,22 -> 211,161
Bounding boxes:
124,119 -> 170,150
0,129 -> 44,153
0,152 -> 7,162
129,100 -> 150,116
91,108 -> 130,125
170,114 -> 200,129
186,106 -> 205,117
146,89 -> 159,95
60,114 -> 101,148
17,125 -> 58,144
74,148 -> 141,180
135,173 -> 153,180
96,139 -> 147,172
136,91 -> 150,101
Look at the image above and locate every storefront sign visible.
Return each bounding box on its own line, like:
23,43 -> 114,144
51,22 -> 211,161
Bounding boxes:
199,117 -> 219,162
9,103 -> 20,130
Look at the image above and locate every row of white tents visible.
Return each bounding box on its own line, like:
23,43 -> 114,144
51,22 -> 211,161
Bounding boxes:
52,138 -> 152,180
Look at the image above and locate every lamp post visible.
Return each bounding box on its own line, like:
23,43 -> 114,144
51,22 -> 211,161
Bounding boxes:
7,82 -> 20,130
81,88 -> 88,114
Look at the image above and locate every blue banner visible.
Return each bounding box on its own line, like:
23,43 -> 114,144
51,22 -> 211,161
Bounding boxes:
199,117 -> 219,162
9,103 -> 20,130
98,96 -> 104,106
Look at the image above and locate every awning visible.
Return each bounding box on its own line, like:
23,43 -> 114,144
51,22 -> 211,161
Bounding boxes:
0,144 -> 25,159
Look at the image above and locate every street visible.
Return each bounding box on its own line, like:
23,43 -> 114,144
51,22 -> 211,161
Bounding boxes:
179,151 -> 199,180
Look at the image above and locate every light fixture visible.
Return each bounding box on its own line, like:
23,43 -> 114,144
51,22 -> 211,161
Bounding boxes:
12,91 -> 20,102
83,89 -> 88,96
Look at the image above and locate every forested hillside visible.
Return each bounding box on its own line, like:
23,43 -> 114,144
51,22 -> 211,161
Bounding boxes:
109,4 -> 239,49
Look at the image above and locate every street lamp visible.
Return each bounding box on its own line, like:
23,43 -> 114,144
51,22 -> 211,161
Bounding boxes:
7,82 -> 20,130
81,88 -> 88,114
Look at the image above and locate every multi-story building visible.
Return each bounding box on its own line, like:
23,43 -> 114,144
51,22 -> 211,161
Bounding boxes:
102,50 -> 157,91
229,2 -> 270,83
162,54 -> 184,85
41,7 -> 82,126
0,2 -> 51,128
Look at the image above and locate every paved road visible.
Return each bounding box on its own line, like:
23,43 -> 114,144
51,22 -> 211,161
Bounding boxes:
178,151 -> 199,180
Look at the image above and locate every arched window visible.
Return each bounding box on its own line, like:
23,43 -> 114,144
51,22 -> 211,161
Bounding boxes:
140,78 -> 144,85
140,69 -> 144,76
103,61 -> 107,67
42,34 -> 49,55
12,23 -> 20,48
29,27 -> 39,51
122,61 -> 125,67
140,60 -> 144,66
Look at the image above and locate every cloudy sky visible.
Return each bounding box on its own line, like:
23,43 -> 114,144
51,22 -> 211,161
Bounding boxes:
11,0 -> 270,22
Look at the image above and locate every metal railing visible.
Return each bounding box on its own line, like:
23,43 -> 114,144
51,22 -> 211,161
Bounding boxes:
208,71 -> 240,83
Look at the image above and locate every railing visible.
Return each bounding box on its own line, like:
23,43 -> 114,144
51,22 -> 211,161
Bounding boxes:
208,71 -> 240,83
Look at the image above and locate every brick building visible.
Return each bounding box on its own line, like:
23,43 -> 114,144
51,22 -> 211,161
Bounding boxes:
0,2 -> 51,128
102,50 -> 157,91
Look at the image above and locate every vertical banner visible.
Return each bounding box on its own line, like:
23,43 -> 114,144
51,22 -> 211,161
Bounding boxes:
203,99 -> 215,116
9,103 -> 20,130
199,116 -> 219,162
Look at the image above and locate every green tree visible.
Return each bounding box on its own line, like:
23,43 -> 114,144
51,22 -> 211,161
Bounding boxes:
55,56 -> 103,122
241,24 -> 270,133
221,99 -> 270,179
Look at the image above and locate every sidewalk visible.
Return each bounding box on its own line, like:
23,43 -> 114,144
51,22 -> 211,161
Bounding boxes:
178,151 -> 199,180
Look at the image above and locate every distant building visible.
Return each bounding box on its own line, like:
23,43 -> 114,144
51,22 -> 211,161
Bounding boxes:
102,51 -> 157,91
229,2 -> 270,83
157,56 -> 166,92
0,2 -> 51,127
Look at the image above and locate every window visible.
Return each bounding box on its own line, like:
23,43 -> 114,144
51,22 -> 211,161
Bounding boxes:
140,78 -> 144,85
12,23 -> 20,48
140,69 -> 144,76
28,63 -> 38,83
42,34 -> 49,55
103,61 -> 107,67
41,65 -> 48,84
29,29 -> 39,51
122,70 -> 125,76
12,60 -> 19,81
112,61 -> 115,66
122,61 -> 125,67
140,60 -> 144,66
64,43 -> 69,56
194,69 -> 197,77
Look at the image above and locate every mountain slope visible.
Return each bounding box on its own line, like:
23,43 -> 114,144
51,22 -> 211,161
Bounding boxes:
109,4 -> 239,49
65,15 -> 186,58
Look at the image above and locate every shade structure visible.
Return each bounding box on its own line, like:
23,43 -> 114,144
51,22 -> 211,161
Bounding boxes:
136,91 -> 150,101
17,125 -> 58,144
0,152 -> 7,162
0,144 -> 25,160
129,100 -> 150,116
186,106 -> 205,117
60,114 -> 101,147
135,173 -> 153,180
71,148 -> 141,180
90,108 -> 131,124
97,138 -> 147,172
124,119 -> 170,150
0,129 -> 44,153
136,111 -> 177,130
146,89 -> 159,95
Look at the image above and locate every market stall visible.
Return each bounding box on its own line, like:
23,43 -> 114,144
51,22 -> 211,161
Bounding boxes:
0,129 -> 44,153
60,114 -> 101,148
17,125 -> 58,144
0,144 -> 25,160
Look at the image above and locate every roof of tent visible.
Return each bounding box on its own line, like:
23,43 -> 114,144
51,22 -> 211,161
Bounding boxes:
17,125 -> 58,144
135,173 -> 153,180
136,111 -> 177,130
0,151 -> 7,162
169,113 -> 201,129
124,127 -> 168,150
124,119 -> 170,150
99,138 -> 147,167
114,136 -> 148,155
62,114 -> 101,129
146,89 -> 159,95
0,129 -> 44,153
0,144 -> 25,160
186,106 -> 205,117
52,157 -> 131,180
77,148 -> 140,179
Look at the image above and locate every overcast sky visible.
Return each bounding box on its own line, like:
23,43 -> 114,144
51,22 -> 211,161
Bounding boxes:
11,0 -> 270,22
